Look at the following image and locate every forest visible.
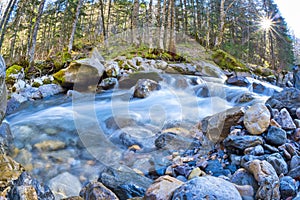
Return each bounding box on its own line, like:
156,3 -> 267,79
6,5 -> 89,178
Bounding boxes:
0,0 -> 297,74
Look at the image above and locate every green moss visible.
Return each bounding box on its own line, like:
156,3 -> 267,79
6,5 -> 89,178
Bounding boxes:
42,78 -> 52,84
32,82 -> 41,88
5,65 -> 23,85
62,51 -> 72,63
212,49 -> 249,72
53,70 -> 66,85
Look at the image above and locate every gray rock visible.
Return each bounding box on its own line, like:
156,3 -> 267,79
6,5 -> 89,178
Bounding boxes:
226,76 -> 250,87
296,107 -> 300,119
266,87 -> 300,117
266,153 -> 288,175
264,126 -> 287,146
0,122 -> 13,154
224,135 -> 264,152
79,181 -> 119,200
99,77 -> 118,90
201,107 -> 245,143
105,61 -> 120,77
279,176 -> 297,199
53,48 -> 105,91
109,126 -> 156,151
133,79 -> 160,98
48,172 -> 82,199
37,84 -> 64,98
154,132 -> 201,153
167,63 -> 197,75
274,108 -> 296,130
98,165 -> 153,199
0,55 -> 7,123
287,165 -> 300,179
204,159 -> 230,177
290,155 -> 300,169
171,176 -> 242,200
231,168 -> 259,192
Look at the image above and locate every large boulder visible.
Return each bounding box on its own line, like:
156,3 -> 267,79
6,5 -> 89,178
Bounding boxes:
266,87 -> 300,117
200,107 -> 245,143
243,103 -> 271,135
171,175 -> 242,200
53,48 -> 104,91
0,56 -> 7,124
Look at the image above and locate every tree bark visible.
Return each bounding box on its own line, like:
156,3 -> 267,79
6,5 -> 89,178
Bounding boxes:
68,0 -> 83,53
168,0 -> 176,53
214,0 -> 226,48
131,0 -> 139,45
28,0 -> 46,70
0,0 -> 18,49
148,0 -> 154,50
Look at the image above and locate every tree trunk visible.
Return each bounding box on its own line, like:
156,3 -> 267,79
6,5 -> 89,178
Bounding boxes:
0,0 -> 18,49
28,0 -> 46,70
168,0 -> 176,53
131,0 -> 139,45
99,0 -> 106,39
206,6 -> 210,49
160,0 -> 168,50
214,0 -> 226,48
148,0 -> 154,50
156,0 -> 162,48
106,0 -> 112,38
68,0 -> 83,53
183,0 -> 188,34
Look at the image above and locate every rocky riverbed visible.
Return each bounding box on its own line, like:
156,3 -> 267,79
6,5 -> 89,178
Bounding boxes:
0,51 -> 300,200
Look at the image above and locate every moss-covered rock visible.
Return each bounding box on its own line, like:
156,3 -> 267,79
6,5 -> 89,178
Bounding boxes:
212,49 -> 249,72
31,82 -> 41,88
5,65 -> 23,86
53,49 -> 105,91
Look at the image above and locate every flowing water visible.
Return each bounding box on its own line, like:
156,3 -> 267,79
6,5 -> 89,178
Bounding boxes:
5,73 -> 282,185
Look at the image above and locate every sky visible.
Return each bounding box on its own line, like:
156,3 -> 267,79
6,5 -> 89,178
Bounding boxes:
274,0 -> 300,38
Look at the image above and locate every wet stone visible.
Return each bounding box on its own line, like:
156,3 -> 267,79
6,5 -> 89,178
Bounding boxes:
279,176 -> 297,199
79,181 -> 119,200
98,165 -> 153,199
290,155 -> 300,169
266,153 -> 288,175
287,165 -> 300,180
264,126 -> 287,146
231,168 -> 258,192
223,135 -> 264,153
48,172 -> 82,199
204,159 -> 230,177
133,79 -> 160,98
